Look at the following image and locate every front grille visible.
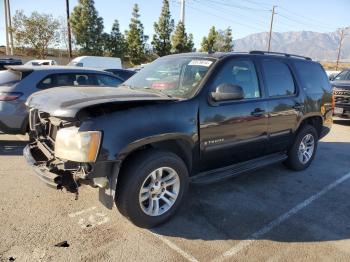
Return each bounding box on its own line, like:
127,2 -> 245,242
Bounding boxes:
29,108 -> 57,151
333,88 -> 350,105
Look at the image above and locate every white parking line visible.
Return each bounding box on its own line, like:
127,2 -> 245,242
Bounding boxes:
150,232 -> 200,262
213,171 -> 350,262
15,135 -> 28,141
68,206 -> 97,218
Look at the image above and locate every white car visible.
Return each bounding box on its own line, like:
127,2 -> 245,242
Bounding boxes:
25,60 -> 58,66
68,56 -> 122,70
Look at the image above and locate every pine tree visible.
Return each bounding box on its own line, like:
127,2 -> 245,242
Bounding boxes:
201,26 -> 218,52
126,4 -> 147,65
171,22 -> 193,53
215,27 -> 233,52
106,20 -> 126,58
70,0 -> 104,55
152,0 -> 174,57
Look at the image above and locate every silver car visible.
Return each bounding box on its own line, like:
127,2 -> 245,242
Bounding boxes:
0,65 -> 124,134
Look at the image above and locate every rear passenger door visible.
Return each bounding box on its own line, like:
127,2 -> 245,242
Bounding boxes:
260,59 -> 302,153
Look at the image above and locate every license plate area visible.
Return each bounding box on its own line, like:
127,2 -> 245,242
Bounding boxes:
334,107 -> 344,114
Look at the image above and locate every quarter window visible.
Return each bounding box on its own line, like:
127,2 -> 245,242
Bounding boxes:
262,60 -> 295,97
211,59 -> 261,99
96,74 -> 122,86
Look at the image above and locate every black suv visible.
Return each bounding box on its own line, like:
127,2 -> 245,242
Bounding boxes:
330,69 -> 350,118
24,51 -> 333,228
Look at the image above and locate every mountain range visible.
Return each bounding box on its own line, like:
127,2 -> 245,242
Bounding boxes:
233,30 -> 350,61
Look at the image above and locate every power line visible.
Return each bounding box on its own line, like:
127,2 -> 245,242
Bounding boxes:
186,2 -> 266,32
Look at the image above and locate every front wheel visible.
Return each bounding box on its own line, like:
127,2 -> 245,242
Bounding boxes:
284,124 -> 318,171
116,150 -> 189,228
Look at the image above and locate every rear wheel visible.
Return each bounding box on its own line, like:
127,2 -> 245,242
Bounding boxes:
284,124 -> 318,171
116,150 -> 189,228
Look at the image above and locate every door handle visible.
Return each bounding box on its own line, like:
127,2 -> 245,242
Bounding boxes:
293,103 -> 305,110
251,108 -> 265,117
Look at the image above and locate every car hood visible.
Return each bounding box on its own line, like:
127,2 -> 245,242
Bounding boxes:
331,80 -> 350,89
26,86 -> 177,118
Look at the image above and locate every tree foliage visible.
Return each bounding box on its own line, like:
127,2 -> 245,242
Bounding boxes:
70,0 -> 104,55
215,27 -> 233,52
152,0 -> 174,57
11,10 -> 60,58
126,4 -> 147,65
201,26 -> 233,52
171,22 -> 194,53
105,20 -> 127,58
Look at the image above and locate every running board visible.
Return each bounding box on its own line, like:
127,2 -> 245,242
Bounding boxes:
191,152 -> 288,184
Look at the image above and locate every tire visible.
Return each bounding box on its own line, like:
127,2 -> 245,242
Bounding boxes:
284,124 -> 318,171
115,150 -> 189,228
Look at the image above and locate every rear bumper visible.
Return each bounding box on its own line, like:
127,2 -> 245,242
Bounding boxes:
23,145 -> 61,188
0,101 -> 28,134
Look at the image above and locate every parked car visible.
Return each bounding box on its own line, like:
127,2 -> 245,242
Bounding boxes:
0,58 -> 22,70
104,68 -> 136,81
25,59 -> 58,66
68,56 -> 122,69
24,51 -> 333,228
0,65 -> 123,134
330,69 -> 350,118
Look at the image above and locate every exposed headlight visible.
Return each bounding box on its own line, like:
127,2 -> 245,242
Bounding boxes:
54,127 -> 101,162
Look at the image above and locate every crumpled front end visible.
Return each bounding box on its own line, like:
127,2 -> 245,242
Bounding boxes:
23,108 -> 115,196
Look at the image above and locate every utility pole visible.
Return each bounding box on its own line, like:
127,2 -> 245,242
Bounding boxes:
267,5 -> 277,52
335,28 -> 346,71
7,0 -> 14,55
180,0 -> 185,24
3,0 -> 10,55
65,0 -> 73,59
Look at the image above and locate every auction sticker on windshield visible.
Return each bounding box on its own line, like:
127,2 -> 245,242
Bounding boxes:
188,60 -> 213,67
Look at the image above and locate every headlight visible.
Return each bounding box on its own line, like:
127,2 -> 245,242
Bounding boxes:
54,127 -> 101,162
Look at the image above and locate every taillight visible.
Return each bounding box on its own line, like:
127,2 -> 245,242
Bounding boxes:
0,92 -> 23,101
332,93 -> 335,109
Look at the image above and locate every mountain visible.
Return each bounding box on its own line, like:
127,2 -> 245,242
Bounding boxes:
233,30 -> 350,61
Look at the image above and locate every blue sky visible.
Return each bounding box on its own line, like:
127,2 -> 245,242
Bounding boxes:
0,0 -> 349,49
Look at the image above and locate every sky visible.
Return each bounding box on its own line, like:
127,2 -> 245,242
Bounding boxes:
0,0 -> 349,49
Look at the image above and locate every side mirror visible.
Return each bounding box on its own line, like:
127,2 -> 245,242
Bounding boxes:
329,75 -> 335,81
211,83 -> 244,101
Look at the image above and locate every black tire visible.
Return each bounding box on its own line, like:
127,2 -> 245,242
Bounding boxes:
115,149 -> 189,228
284,124 -> 318,171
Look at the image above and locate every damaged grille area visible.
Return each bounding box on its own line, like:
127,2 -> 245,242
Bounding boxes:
27,107 -> 82,193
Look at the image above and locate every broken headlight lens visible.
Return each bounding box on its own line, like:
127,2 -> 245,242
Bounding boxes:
54,127 -> 101,163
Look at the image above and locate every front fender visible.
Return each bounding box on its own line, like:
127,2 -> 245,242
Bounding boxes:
79,99 -> 199,162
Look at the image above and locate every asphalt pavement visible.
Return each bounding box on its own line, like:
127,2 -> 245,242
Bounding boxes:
0,119 -> 350,262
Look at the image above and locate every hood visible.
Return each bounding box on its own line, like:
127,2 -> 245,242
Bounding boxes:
26,86 -> 176,118
331,80 -> 350,89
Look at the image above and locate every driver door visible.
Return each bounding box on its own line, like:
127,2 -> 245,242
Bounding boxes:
199,57 -> 268,171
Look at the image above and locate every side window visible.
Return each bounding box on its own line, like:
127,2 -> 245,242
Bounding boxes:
262,60 -> 295,97
56,74 -> 75,86
74,74 -> 95,86
293,61 -> 331,94
211,59 -> 261,99
96,74 -> 122,87
37,75 -> 55,89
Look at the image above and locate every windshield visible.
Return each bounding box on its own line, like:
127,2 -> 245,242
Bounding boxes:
124,57 -> 215,98
334,70 -> 350,81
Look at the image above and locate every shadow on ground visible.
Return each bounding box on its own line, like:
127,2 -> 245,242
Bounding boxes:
334,119 -> 350,126
152,141 -> 350,244
0,138 -> 28,156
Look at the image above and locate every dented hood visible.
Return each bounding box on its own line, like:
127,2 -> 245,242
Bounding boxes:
26,86 -> 176,118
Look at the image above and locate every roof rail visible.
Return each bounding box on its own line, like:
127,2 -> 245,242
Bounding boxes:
249,50 -> 312,61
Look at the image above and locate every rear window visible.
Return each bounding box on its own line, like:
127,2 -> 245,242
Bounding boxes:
261,60 -> 295,97
293,61 -> 331,94
0,70 -> 31,86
